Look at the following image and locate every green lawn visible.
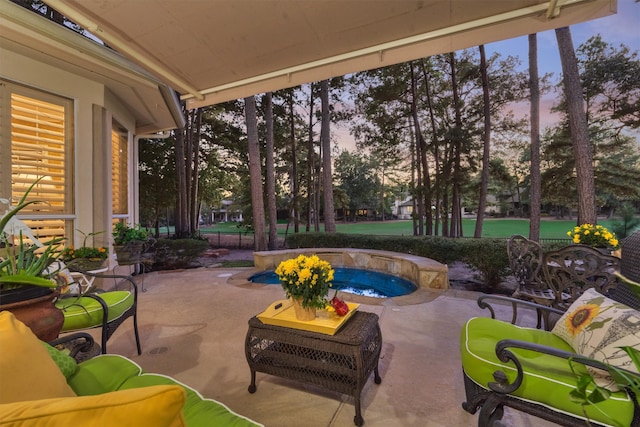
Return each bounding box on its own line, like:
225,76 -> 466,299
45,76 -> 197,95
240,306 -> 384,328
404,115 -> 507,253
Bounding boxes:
200,218 -> 618,240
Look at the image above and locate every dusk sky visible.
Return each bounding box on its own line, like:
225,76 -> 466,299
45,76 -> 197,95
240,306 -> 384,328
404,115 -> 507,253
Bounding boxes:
337,0 -> 640,149
485,0 -> 640,128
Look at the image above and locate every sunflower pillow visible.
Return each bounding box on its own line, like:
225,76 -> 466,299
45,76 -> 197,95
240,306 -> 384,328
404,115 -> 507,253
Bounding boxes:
551,288 -> 640,390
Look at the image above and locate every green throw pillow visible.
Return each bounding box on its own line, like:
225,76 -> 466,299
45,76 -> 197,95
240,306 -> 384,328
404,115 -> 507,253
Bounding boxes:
42,342 -> 78,379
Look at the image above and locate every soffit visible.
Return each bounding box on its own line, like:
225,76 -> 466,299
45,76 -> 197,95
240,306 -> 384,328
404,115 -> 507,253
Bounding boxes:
43,0 -> 616,110
0,0 -> 183,134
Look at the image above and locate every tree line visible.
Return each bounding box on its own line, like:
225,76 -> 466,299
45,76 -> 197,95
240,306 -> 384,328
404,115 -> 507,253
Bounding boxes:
139,29 -> 640,251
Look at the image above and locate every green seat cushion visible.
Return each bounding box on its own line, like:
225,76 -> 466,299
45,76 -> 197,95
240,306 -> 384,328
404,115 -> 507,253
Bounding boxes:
461,317 -> 634,426
68,355 -> 143,396
120,375 -> 262,427
55,291 -> 133,331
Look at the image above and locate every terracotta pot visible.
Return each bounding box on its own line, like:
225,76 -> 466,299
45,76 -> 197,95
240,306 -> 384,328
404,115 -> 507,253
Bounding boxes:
0,289 -> 63,341
291,298 -> 316,321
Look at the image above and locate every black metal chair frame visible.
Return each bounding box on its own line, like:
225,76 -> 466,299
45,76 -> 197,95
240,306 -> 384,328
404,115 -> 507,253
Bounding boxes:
462,231 -> 640,426
57,270 -> 141,355
49,332 -> 100,362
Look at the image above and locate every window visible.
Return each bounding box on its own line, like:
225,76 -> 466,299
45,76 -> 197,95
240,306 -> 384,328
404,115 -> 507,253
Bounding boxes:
111,123 -> 129,222
0,80 -> 73,244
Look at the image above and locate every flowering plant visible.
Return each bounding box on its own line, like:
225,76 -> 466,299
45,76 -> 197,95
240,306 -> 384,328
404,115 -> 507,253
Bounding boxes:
275,254 -> 334,309
566,224 -> 619,249
60,230 -> 108,263
60,245 -> 108,262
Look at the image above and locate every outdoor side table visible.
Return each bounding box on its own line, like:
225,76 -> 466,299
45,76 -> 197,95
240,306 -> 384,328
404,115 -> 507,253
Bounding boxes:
245,311 -> 382,426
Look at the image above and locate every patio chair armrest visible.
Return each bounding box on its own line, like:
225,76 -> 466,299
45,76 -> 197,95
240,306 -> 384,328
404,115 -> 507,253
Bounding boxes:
72,269 -> 138,296
48,332 -> 99,362
477,294 -> 565,328
489,338 -> 640,395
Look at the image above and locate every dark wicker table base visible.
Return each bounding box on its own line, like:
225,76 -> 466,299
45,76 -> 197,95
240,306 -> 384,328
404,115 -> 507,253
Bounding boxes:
245,311 -> 382,426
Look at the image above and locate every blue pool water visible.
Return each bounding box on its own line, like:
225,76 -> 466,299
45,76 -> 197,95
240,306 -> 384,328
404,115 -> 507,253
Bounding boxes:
248,267 -> 417,298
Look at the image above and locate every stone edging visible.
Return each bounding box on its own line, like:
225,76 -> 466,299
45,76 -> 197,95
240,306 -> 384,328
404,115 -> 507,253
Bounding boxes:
252,248 -> 449,290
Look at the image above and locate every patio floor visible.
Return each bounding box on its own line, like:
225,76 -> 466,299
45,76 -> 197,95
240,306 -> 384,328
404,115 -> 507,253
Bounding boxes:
86,266 -> 558,427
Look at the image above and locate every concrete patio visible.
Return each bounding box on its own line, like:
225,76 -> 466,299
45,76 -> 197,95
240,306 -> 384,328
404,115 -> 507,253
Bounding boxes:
86,266 -> 557,427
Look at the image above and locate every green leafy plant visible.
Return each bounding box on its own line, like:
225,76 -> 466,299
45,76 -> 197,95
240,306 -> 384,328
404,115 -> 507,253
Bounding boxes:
0,179 -> 62,290
112,223 -> 150,246
569,346 -> 640,425
60,230 -> 107,262
568,272 -> 640,423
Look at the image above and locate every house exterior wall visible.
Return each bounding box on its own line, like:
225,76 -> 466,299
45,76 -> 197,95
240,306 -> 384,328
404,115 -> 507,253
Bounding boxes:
1,49 -> 139,258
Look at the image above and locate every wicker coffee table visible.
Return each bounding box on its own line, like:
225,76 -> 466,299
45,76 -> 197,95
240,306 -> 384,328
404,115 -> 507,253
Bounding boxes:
245,311 -> 382,426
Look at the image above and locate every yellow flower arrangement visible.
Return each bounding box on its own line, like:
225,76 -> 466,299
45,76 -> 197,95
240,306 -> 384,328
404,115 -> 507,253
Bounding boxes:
566,224 -> 620,249
275,254 -> 334,309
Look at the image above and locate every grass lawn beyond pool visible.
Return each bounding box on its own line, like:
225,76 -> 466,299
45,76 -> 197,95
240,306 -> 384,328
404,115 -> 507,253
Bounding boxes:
200,218 -> 618,240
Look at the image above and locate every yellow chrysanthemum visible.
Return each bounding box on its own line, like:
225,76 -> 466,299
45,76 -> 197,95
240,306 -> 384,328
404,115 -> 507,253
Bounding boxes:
565,303 -> 600,336
566,224 -> 620,249
274,254 -> 335,309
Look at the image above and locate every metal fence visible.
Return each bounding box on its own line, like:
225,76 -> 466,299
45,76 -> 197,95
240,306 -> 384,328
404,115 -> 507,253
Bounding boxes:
204,232 -> 287,249
203,231 -> 572,250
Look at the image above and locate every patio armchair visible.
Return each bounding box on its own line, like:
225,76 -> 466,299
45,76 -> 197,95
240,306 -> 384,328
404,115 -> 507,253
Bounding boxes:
460,231 -> 640,426
54,266 -> 141,355
506,235 -> 550,327
507,234 -> 545,297
506,238 -> 620,328
0,311 -> 262,427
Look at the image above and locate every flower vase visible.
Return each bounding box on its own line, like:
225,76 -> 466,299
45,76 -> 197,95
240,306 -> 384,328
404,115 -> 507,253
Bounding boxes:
291,298 -> 316,321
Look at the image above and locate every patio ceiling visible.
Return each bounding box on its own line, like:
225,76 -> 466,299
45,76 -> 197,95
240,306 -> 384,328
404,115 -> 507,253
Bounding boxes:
0,0 -> 184,133
44,0 -> 616,110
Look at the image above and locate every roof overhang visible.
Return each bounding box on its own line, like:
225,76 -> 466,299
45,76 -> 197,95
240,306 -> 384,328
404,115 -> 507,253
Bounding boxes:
0,0 -> 185,133
42,0 -> 616,110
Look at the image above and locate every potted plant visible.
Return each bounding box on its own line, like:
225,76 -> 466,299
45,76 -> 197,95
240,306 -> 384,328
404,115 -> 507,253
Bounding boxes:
60,230 -> 108,271
567,224 -> 621,256
275,254 -> 334,321
112,222 -> 151,264
0,179 -> 65,341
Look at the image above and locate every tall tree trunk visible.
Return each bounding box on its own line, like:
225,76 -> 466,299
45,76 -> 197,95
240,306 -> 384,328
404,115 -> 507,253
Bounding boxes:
474,45 -> 491,238
185,110 -> 194,233
556,27 -> 596,225
320,80 -> 336,233
289,92 -> 299,233
408,118 -> 419,236
409,65 -> 425,235
189,108 -> 202,233
265,93 -> 278,249
421,60 -> 440,236
306,86 -> 314,232
315,138 -> 321,231
528,34 -> 542,241
174,125 -> 188,237
449,52 -> 463,237
244,96 -> 267,251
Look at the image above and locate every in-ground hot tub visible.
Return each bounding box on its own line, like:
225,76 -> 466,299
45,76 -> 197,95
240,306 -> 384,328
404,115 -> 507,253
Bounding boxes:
253,248 -> 449,291
249,266 -> 418,298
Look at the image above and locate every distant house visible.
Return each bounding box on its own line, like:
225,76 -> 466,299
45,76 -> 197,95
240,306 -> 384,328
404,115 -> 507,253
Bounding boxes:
395,198 -> 414,220
211,200 -> 243,223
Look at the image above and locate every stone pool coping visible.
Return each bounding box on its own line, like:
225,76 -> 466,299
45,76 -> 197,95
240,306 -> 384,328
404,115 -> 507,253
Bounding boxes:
228,248 -> 450,306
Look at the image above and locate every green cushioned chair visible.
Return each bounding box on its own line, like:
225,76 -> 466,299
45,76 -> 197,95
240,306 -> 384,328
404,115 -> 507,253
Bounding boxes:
55,271 -> 141,355
461,317 -> 637,427
39,333 -> 262,427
